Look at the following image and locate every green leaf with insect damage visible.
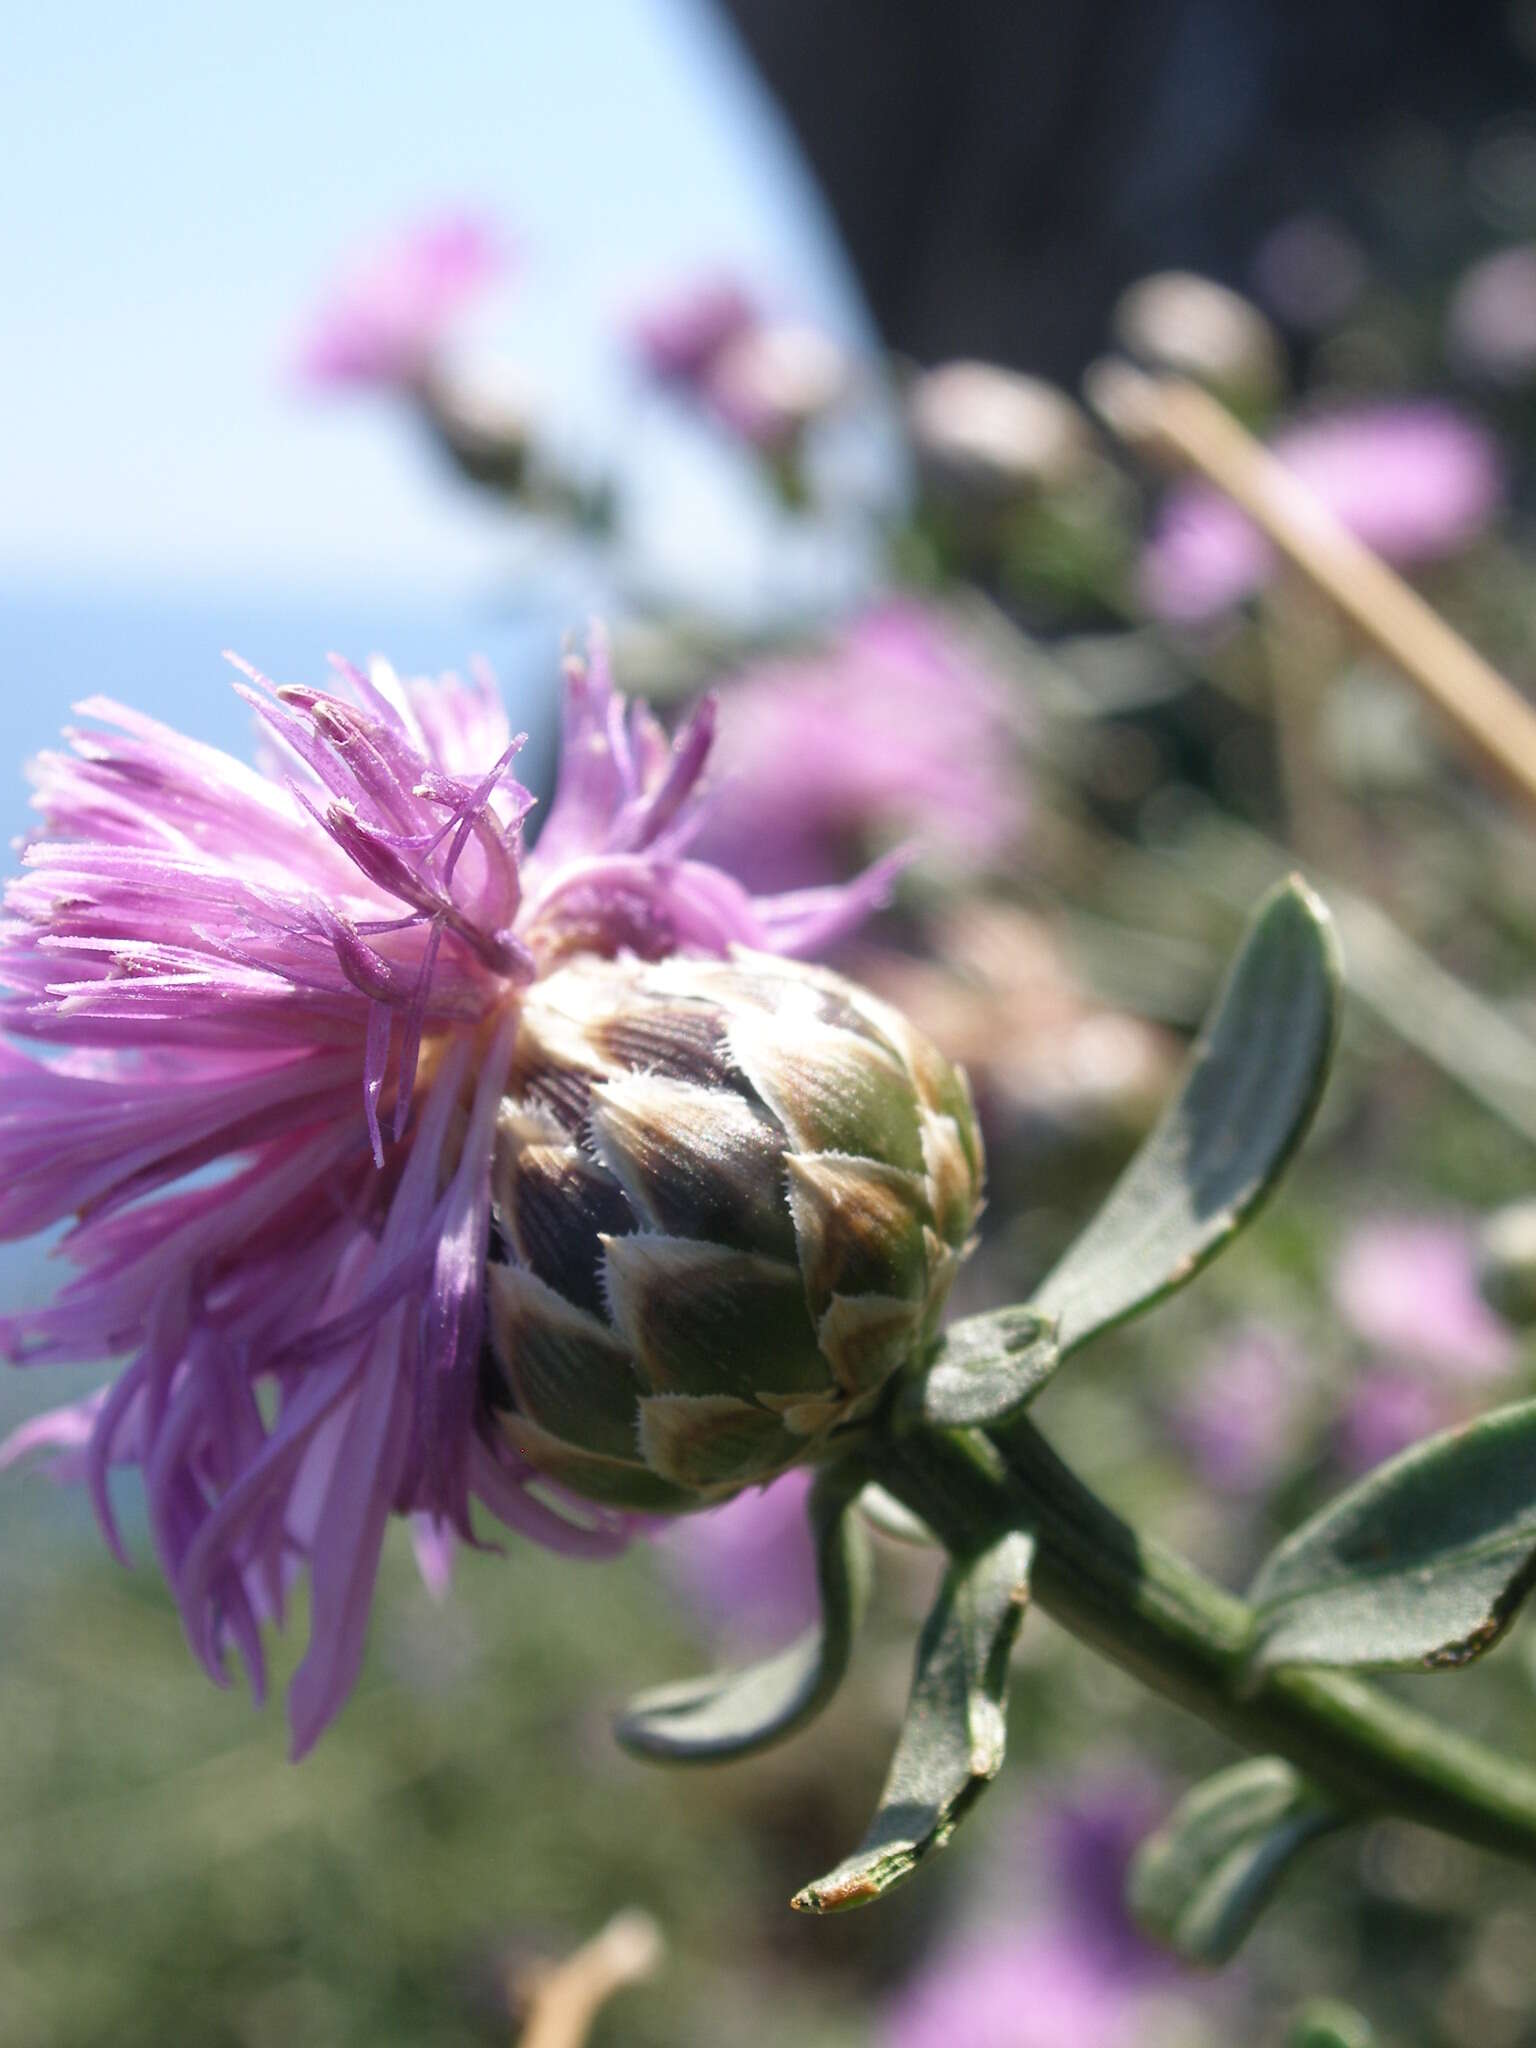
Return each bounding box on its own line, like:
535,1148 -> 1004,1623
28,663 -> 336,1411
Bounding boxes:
791,1529 -> 1032,1913
616,1461 -> 870,1762
1247,1398 -> 1536,1675
1028,877 -> 1340,1359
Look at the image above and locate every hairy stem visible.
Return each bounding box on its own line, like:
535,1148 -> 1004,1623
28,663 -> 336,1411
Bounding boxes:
875,1419 -> 1536,1865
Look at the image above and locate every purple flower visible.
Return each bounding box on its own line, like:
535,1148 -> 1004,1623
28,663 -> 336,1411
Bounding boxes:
1140,404 -> 1503,625
1034,1771 -> 1171,1979
628,277 -> 759,389
887,1772 -> 1191,2048
653,1469 -> 818,1650
694,602 -> 1025,893
1335,1369 -> 1457,1477
294,214 -> 509,390
0,635 -> 897,1755
885,1931 -> 1147,2048
1171,1323 -> 1309,1497
1333,1217 -> 1516,1382
627,280 -> 848,453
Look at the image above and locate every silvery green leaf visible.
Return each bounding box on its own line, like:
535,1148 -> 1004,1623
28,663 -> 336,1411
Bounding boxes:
1247,1398 -> 1536,1675
792,1529 -> 1032,1913
910,1306 -> 1060,1428
856,1484 -> 936,1546
616,1463 -> 871,1762
1129,1758 -> 1342,1965
1030,878 -> 1339,1358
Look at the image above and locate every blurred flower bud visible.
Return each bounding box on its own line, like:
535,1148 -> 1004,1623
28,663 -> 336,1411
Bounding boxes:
421,350 -> 535,489
704,321 -> 852,452
1476,1199 -> 1536,1327
487,950 -> 983,1508
1447,244 -> 1536,389
1250,214 -> 1368,335
1113,269 -> 1283,417
907,360 -> 1092,498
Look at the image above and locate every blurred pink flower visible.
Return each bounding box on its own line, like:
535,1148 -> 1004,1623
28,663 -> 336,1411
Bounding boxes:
1141,404 -> 1503,624
627,279 -> 848,452
295,214 -> 509,390
1333,1217 -> 1516,1381
629,277 -> 759,387
0,636 -> 895,1755
654,1469 -> 817,1649
695,602 -> 1025,893
1171,1324 -> 1309,1497
886,1931 -> 1147,2048
887,1770 -> 1200,2048
1336,1369 -> 1456,1476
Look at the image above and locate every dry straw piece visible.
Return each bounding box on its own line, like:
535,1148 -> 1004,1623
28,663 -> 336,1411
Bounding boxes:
1086,361 -> 1536,814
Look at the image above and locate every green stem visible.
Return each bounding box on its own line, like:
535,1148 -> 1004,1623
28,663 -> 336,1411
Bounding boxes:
874,1419 -> 1536,1865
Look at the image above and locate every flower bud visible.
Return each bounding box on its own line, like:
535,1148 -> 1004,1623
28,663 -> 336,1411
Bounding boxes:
421,351 -> 536,490
487,950 -> 983,1508
1113,270 -> 1282,418
908,360 -> 1092,498
704,322 -> 852,451
1477,1199 -> 1536,1328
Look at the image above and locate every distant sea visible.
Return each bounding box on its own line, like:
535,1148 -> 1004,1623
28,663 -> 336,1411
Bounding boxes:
0,578 -> 572,1433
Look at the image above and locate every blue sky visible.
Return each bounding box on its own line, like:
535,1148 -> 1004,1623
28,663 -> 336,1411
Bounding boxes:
2,0 -> 869,596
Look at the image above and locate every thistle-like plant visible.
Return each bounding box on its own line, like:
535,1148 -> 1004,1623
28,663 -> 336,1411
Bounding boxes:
5,641 -> 1536,1963
611,879 -> 1536,1953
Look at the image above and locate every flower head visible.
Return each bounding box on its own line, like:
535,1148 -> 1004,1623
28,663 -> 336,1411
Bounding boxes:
1333,1216 -> 1515,1382
294,213 -> 509,390
629,277 -> 760,388
694,602 -> 1025,893
0,633 -> 914,1753
627,279 -> 848,453
1140,404 -> 1503,625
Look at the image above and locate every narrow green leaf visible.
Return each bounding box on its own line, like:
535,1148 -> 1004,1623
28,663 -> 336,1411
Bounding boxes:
911,1306 -> 1059,1428
791,1529 -> 1032,1913
1288,2001 -> 1377,2048
1029,878 -> 1340,1357
615,1462 -> 870,1763
1129,1758 -> 1342,1965
1248,1398 -> 1536,1676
